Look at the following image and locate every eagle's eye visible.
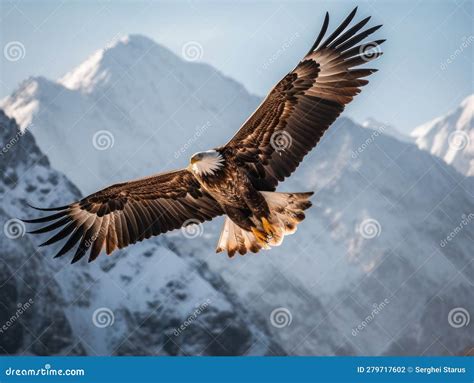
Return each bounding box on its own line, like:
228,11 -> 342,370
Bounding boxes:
190,153 -> 201,164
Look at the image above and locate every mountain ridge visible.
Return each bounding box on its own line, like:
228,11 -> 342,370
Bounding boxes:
411,94 -> 473,176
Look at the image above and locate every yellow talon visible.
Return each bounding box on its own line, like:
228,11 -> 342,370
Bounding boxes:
251,227 -> 268,245
261,217 -> 275,239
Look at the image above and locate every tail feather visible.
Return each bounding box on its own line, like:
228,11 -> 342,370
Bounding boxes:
261,191 -> 313,241
216,217 -> 265,257
216,191 -> 313,257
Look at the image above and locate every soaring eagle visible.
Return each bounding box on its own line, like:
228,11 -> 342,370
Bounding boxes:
25,8 -> 383,262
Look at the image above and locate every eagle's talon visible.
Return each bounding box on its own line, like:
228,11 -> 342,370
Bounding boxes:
251,227 -> 269,245
261,217 -> 275,239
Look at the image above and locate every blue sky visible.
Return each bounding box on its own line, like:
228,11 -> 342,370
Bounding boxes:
0,0 -> 472,133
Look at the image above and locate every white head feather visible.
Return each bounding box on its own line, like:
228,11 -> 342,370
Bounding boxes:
189,150 -> 225,176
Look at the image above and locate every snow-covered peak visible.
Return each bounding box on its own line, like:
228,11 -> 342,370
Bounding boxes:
58,49 -> 104,92
0,76 -> 67,131
412,94 -> 473,139
59,34 -> 179,93
5,76 -> 57,100
116,33 -> 157,47
0,34 -> 260,193
411,94 -> 473,176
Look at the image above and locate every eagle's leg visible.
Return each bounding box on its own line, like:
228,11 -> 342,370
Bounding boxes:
240,184 -> 275,241
261,217 -> 276,239
251,226 -> 270,245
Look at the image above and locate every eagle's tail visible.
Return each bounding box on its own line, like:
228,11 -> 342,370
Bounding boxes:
216,192 -> 313,257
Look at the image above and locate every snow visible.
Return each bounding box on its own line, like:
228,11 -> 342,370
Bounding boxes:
0,110 -> 277,356
1,34 -> 260,195
411,94 -> 473,176
163,115 -> 474,355
1,34 -> 473,356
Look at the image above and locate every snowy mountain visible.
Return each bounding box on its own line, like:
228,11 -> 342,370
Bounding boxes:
1,34 -> 473,357
362,118 -> 412,143
174,118 -> 474,356
0,111 -> 281,356
0,35 -> 260,194
411,95 -> 473,176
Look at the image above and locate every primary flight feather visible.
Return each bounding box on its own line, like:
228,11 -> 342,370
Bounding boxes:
25,7 -> 384,263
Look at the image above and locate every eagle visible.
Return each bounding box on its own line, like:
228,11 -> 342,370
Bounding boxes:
25,7 -> 384,263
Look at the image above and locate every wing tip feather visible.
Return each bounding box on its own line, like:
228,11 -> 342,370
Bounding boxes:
26,202 -> 69,211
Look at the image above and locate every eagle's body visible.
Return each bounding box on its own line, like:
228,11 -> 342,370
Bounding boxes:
190,150 -> 270,227
191,150 -> 250,208
25,7 -> 384,262
188,149 -> 312,253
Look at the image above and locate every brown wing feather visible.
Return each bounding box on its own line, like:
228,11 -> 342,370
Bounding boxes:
25,169 -> 223,263
223,7 -> 384,191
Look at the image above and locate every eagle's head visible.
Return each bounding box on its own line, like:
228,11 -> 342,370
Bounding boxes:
189,150 -> 225,176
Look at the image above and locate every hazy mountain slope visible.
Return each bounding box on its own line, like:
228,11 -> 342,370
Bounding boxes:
0,111 -> 281,356
362,118 -> 412,143
411,95 -> 473,176
0,35 -> 260,194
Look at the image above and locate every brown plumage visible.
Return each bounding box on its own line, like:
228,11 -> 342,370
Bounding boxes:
25,7 -> 384,263
223,7 -> 383,191
25,170 -> 223,263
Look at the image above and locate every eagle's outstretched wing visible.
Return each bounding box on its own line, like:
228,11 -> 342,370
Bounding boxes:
223,7 -> 384,191
24,169 -> 223,263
